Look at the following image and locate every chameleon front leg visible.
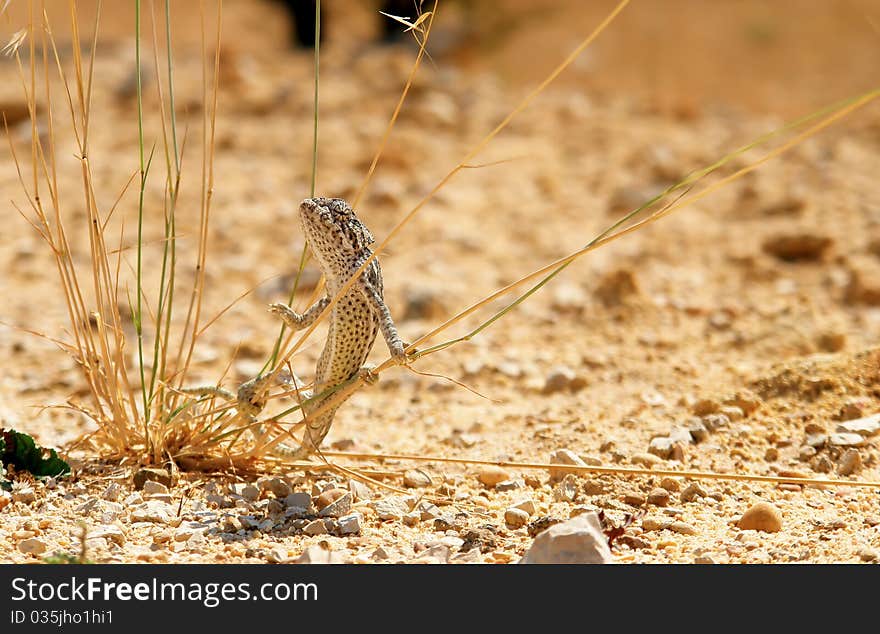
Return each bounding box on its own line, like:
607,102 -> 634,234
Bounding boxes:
357,279 -> 409,363
268,296 -> 331,330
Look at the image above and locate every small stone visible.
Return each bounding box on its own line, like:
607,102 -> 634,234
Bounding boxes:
667,521 -> 697,536
553,475 -> 579,502
816,331 -> 846,353
92,525 -> 126,546
619,535 -> 651,550
694,555 -> 716,564
813,455 -> 833,473
260,478 -> 292,498
12,487 -> 35,504
519,513 -> 612,564
623,491 -> 646,507
240,485 -> 260,502
548,449 -> 588,480
303,519 -> 329,536
101,483 -> 123,502
505,507 -> 530,528
686,419 -> 709,443
450,548 -> 483,564
692,399 -> 720,416
495,479 -> 525,491
680,483 -> 707,503
512,499 -> 537,516
640,517 -> 667,532
130,500 -> 174,524
595,269 -> 640,307
18,537 -> 48,555
630,452 -> 663,467
283,492 -> 311,511
316,490 -> 352,518
738,502 -> 783,533
702,413 -> 731,431
372,496 -> 411,521
477,465 -> 510,488
348,479 -> 372,501
402,512 -> 420,527
296,544 -> 345,564
133,467 -> 171,490
417,501 -> 442,521
669,427 -> 693,445
0,491 -> 11,511
764,447 -> 779,462
142,481 -> 169,496
660,477 -> 681,492
551,283 -> 587,313
798,446 -> 817,461
337,513 -> 362,535
648,437 -> 675,459
805,433 -> 828,448
828,432 -> 867,448
762,233 -> 832,261
542,366 -> 586,394
838,449 -> 862,476
836,414 -> 880,437
719,406 -> 745,421
403,469 -> 432,488
647,488 -> 670,507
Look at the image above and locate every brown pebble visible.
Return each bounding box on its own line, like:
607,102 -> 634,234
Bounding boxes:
623,491 -> 646,507
762,233 -> 832,261
737,502 -> 783,533
315,488 -> 347,511
659,477 -> 681,492
647,488 -> 670,507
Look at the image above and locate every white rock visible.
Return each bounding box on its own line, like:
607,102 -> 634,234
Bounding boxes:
372,496 -> 413,521
512,499 -> 537,515
836,414 -> 880,437
337,513 -> 362,535
130,500 -> 174,524
549,449 -> 587,480
519,513 -> 612,564
91,525 -> 126,546
829,432 -> 867,448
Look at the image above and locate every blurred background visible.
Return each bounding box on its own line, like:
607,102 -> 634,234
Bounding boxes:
2,0 -> 878,117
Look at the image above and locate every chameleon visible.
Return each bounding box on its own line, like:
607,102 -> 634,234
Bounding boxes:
242,197 -> 408,460
183,197 -> 408,459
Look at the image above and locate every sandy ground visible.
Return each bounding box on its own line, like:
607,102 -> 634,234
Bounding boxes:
1,0 -> 879,564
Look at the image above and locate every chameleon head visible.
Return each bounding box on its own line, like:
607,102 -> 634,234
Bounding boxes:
299,197 -> 375,275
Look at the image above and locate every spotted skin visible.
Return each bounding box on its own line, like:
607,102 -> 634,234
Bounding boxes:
268,197 -> 406,459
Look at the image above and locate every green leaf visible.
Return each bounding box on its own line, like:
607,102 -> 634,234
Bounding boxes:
1,428 -> 71,479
